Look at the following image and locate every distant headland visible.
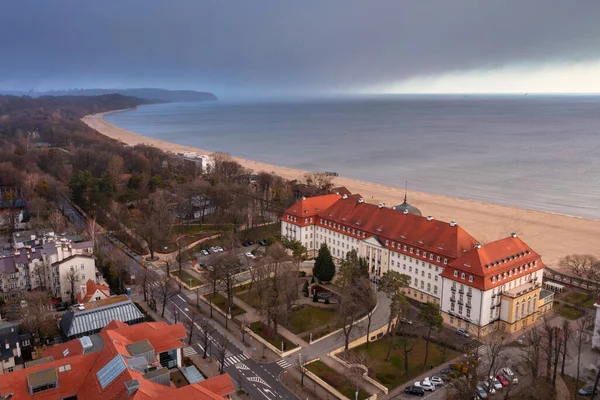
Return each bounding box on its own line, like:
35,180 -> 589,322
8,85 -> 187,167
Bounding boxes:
0,88 -> 217,103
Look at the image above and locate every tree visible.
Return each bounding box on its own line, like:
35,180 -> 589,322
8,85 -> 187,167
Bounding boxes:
21,291 -> 58,344
213,252 -> 240,329
560,254 -> 600,294
185,307 -> 201,345
573,316 -> 593,395
139,267 -> 157,303
285,239 -> 307,271
63,268 -> 80,305
480,332 -> 508,391
155,273 -> 176,318
522,325 -> 543,380
313,243 -> 335,282
214,335 -> 230,374
197,317 -> 214,359
386,293 -> 410,361
418,302 -> 443,372
561,320 -> 570,376
295,353 -> 307,387
48,209 -> 66,234
137,190 -> 175,260
378,270 -> 410,354
337,274 -> 374,352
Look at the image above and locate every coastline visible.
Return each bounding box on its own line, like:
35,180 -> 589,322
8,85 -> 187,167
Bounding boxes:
82,111 -> 600,268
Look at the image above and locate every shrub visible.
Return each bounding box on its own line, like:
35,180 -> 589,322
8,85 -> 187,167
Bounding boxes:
313,292 -> 319,302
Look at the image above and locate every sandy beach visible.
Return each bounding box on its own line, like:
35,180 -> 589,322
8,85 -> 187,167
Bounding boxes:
83,110 -> 600,269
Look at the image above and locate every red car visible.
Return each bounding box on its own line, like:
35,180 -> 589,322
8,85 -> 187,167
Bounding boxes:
496,373 -> 510,387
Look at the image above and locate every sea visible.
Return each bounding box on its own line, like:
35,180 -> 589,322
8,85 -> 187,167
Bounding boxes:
105,95 -> 600,219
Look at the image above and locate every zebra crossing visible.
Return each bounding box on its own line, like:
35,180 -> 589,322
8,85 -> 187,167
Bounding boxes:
223,353 -> 249,367
183,346 -> 198,357
276,359 -> 291,369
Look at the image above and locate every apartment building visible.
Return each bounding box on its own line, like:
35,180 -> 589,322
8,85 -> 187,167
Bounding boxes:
0,233 -> 96,302
282,193 -> 553,336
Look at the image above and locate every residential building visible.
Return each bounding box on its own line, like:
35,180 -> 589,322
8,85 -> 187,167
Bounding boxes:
0,321 -> 32,374
77,279 -> 111,303
0,234 -> 96,302
60,295 -> 145,341
0,320 -> 234,399
0,188 -> 27,231
282,193 -> 553,336
594,300 -> 600,349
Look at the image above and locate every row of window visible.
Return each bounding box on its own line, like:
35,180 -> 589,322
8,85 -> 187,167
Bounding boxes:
450,302 -> 472,318
490,261 -> 538,284
453,270 -> 475,282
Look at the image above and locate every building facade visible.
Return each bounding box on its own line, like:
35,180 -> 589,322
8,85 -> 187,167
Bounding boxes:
282,193 -> 553,336
0,233 -> 96,302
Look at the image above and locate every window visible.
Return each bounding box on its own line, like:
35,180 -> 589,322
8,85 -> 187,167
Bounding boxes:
409,267 -> 412,272
466,308 -> 471,318
430,254 -> 434,260
451,302 -> 455,311
410,247 -> 414,253
458,306 -> 463,314
404,245 -> 407,251
428,273 -> 431,279
421,271 -> 425,277
450,317 -> 454,324
437,256 -> 441,262
461,273 -> 466,279
80,264 -> 85,270
414,278 -> 418,286
423,252 -> 427,258
434,285 -> 438,295
420,281 -> 424,289
444,258 -> 448,264
82,274 -> 85,280
453,270 -> 458,277
468,275 -> 473,282
427,283 -> 431,292
416,250 -> 420,256
435,276 -> 438,282
491,276 -> 495,283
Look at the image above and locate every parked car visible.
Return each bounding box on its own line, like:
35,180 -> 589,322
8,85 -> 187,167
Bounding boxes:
414,381 -> 435,391
480,381 -> 496,395
199,263 -> 208,268
488,376 -> 503,391
475,385 -> 488,399
578,386 -> 595,396
201,249 -> 209,255
432,373 -> 451,382
259,239 -> 267,246
439,369 -> 452,376
501,367 -> 518,384
495,373 -> 509,387
456,328 -> 470,338
400,317 -> 413,324
245,252 -> 256,259
404,385 -> 425,396
425,376 -> 443,386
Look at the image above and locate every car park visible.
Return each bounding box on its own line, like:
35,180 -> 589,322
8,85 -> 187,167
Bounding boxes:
414,381 -> 435,391
201,249 -> 209,255
456,328 -> 470,338
404,386 -> 425,396
480,381 -> 496,394
488,376 -> 503,391
578,386 -> 595,396
426,376 -> 444,386
475,385 -> 488,399
495,373 -> 509,387
439,368 -> 452,376
433,373 -> 451,382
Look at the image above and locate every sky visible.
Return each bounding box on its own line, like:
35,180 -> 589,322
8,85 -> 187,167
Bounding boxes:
2,0 -> 600,97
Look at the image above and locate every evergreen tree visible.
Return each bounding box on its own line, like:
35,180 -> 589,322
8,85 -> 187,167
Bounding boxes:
313,243 -> 335,282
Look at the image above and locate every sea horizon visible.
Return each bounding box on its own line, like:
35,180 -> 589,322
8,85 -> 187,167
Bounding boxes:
105,95 -> 600,220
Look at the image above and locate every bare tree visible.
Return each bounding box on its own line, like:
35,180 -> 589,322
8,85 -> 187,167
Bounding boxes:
522,325 -> 543,380
573,316 -> 593,394
561,320 -> 570,376
31,260 -> 50,290
63,268 -> 80,305
214,335 -> 230,374
155,274 -> 177,318
560,254 -> 600,294
185,307 -> 201,345
344,351 -> 370,400
137,190 -> 175,260
481,332 -> 508,385
213,252 -> 241,329
21,291 -> 58,344
197,317 -> 214,359
337,276 -> 373,352
82,216 -> 99,251
138,267 -> 157,303
48,209 -> 66,233
295,354 -> 307,387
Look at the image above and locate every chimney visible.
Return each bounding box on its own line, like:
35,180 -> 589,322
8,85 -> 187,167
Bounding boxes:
511,232 -> 517,238
475,243 -> 481,249
377,203 -> 383,208
426,216 -> 433,221
403,209 -> 409,214
342,194 -> 348,200
450,221 -> 457,227
358,198 -> 365,204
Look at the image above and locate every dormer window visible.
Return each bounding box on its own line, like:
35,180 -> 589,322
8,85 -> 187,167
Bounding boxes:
491,276 -> 496,283
443,258 -> 448,265
453,270 -> 458,277
416,250 -> 420,256
461,273 -> 465,279
469,275 -> 473,282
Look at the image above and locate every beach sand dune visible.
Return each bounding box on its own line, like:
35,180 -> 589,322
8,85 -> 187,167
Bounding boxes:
83,111 -> 600,271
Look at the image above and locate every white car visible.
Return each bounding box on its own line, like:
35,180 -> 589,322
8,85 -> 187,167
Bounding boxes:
245,252 -> 256,259
425,376 -> 443,386
501,367 -> 518,384
480,381 -> 496,394
414,381 -> 435,391
488,377 -> 503,391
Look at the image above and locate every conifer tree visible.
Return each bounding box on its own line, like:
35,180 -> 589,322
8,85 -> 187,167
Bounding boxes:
313,243 -> 335,282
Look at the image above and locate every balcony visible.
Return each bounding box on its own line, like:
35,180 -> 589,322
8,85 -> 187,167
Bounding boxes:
459,289 -> 464,294
451,286 -> 456,292
466,303 -> 471,308
450,296 -> 456,302
466,292 -> 472,298
457,300 -> 464,306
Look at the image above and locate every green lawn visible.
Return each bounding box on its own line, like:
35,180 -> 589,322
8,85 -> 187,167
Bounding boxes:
562,291 -> 597,310
249,321 -> 296,351
288,305 -> 337,334
208,293 -> 246,316
171,270 -> 202,288
237,290 -> 261,308
554,303 -> 584,320
306,360 -> 370,400
350,335 -> 460,389
561,374 -> 591,399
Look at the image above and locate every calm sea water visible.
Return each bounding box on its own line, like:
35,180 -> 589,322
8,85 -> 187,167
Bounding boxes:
106,95 -> 600,219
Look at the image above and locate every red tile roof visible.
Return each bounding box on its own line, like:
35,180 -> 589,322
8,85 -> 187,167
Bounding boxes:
282,194 -> 342,226
316,195 -> 478,258
0,320 -> 232,400
441,236 -> 544,290
77,279 -> 111,303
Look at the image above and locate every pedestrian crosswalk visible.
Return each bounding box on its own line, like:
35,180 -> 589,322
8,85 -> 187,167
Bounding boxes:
276,359 -> 291,369
183,346 -> 198,357
224,353 -> 249,367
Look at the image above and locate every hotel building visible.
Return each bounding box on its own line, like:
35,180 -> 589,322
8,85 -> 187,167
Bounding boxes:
282,193 -> 553,336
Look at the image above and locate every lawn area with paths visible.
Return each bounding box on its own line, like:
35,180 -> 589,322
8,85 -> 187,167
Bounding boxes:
554,302 -> 584,320
249,321 -> 296,352
349,335 -> 460,390
562,291 -> 597,310
306,360 -> 370,400
208,293 -> 246,316
171,270 -> 201,288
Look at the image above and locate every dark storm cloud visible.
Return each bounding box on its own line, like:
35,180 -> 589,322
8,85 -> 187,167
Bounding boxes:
1,0 -> 600,95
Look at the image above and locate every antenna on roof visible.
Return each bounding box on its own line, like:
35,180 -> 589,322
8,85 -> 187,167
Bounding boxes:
404,181 -> 408,203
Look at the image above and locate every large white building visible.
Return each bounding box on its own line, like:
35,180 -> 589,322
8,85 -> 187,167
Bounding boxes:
0,234 -> 96,302
282,193 -> 553,336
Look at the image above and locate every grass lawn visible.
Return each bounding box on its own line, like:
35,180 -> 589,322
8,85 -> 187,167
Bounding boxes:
208,293 -> 246,316
234,283 -> 251,293
113,231 -> 147,255
350,335 -> 460,390
306,360 -> 370,400
554,303 -> 584,320
171,270 -> 202,288
237,290 -> 261,308
562,374 -> 591,399
288,305 -> 337,335
239,223 -> 280,242
562,291 -> 597,310
249,321 -> 296,351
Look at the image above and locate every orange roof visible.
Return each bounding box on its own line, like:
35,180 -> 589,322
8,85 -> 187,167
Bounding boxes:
441,236 -> 544,290
282,194 -> 342,225
316,195 -> 478,258
196,374 -> 235,396
7,320 -> 229,400
77,279 -> 111,303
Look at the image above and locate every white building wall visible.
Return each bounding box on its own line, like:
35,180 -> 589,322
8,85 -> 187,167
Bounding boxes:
593,306 -> 600,349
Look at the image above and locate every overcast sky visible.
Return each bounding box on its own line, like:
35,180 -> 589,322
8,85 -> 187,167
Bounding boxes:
2,0 -> 600,97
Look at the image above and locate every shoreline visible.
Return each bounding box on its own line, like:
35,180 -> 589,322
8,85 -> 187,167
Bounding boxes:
82,110 -> 600,268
